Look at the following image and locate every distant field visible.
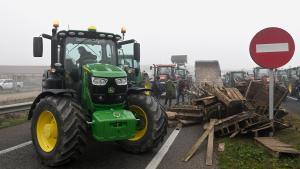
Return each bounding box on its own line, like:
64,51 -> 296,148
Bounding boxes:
0,65 -> 48,74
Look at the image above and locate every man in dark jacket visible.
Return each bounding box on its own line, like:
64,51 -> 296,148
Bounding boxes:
176,76 -> 185,104
165,75 -> 175,109
152,76 -> 162,100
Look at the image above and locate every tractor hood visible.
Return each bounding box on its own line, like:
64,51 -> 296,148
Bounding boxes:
84,63 -> 127,78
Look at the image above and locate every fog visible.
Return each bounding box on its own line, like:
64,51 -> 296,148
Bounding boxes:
0,0 -> 299,70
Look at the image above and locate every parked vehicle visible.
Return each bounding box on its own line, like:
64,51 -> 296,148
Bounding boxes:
0,79 -> 23,90
223,71 -> 248,95
28,22 -> 167,166
150,64 -> 176,92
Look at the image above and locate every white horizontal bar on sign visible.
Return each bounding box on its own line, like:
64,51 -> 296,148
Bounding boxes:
256,43 -> 289,53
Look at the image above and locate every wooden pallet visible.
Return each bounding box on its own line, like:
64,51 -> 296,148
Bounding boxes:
255,137 -> 300,158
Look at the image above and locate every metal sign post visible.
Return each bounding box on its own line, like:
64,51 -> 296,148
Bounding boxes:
249,27 -> 295,136
269,69 -> 274,136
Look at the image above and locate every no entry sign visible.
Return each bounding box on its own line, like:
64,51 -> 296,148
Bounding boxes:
249,27 -> 295,69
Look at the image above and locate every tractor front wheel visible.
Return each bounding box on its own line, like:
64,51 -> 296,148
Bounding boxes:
119,94 -> 167,153
31,96 -> 88,166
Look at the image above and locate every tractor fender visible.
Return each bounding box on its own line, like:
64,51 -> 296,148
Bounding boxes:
28,89 -> 77,120
127,87 -> 151,95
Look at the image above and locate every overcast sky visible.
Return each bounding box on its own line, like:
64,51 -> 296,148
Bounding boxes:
0,0 -> 299,70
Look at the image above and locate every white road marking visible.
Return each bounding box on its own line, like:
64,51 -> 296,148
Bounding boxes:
287,96 -> 298,101
0,141 -> 32,155
256,43 -> 289,53
145,128 -> 181,169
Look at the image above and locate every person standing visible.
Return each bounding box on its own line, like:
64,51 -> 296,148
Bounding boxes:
152,76 -> 162,100
165,75 -> 175,109
176,76 -> 185,104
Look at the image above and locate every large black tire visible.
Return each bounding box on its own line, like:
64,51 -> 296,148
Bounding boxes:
119,94 -> 167,153
31,96 -> 88,166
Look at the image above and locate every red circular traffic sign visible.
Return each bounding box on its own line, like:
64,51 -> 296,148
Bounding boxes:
249,27 -> 295,69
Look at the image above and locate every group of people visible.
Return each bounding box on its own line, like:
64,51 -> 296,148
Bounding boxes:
151,75 -> 186,109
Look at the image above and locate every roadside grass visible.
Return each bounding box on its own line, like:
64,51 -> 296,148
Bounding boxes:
217,129 -> 300,169
0,113 -> 28,129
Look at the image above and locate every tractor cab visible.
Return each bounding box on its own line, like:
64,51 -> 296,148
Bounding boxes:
287,67 -> 300,80
223,71 -> 248,95
223,71 -> 247,87
150,64 -> 176,82
276,69 -> 288,86
34,25 -> 141,91
253,67 -> 269,81
175,68 -> 186,79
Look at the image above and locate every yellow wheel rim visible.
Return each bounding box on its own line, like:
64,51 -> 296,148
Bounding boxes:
36,110 -> 58,152
129,105 -> 148,141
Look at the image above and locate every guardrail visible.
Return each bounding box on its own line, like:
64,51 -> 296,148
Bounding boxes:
0,102 -> 32,115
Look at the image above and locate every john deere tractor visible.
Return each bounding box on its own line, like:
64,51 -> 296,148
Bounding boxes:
28,22 -> 167,166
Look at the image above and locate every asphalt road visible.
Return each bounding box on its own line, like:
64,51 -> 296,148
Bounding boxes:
0,98 -> 217,169
282,96 -> 300,115
2,97 -> 298,169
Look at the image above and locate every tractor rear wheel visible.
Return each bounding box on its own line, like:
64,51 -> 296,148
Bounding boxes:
119,94 -> 167,153
31,96 -> 88,166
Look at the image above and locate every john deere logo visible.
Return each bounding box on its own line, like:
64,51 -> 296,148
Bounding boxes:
113,112 -> 121,118
108,87 -> 115,93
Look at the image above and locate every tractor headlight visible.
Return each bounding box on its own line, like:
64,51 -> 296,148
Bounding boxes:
115,78 -> 127,85
91,77 -> 108,86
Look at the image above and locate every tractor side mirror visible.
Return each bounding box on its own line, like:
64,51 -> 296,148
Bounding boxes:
33,37 -> 43,57
134,43 -> 140,61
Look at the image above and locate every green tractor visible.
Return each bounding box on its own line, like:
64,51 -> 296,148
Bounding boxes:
223,71 -> 248,95
28,22 -> 167,166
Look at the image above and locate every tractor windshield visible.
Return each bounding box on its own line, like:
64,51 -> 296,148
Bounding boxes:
232,72 -> 244,80
255,68 -> 269,79
176,69 -> 185,76
159,67 -> 172,75
64,37 -> 117,68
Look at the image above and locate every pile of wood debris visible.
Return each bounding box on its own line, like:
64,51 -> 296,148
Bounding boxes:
166,81 -> 295,165
168,81 -> 289,135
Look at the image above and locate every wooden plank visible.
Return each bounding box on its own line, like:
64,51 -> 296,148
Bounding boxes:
192,97 -> 217,106
183,119 -> 217,162
228,88 -> 240,100
169,107 -> 202,114
178,119 -> 201,126
166,111 -> 177,120
232,88 -> 246,100
225,88 -> 235,100
206,124 -> 214,166
176,112 -> 203,119
229,130 -> 240,138
255,137 -> 300,158
218,143 -> 225,152
215,87 -> 232,105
